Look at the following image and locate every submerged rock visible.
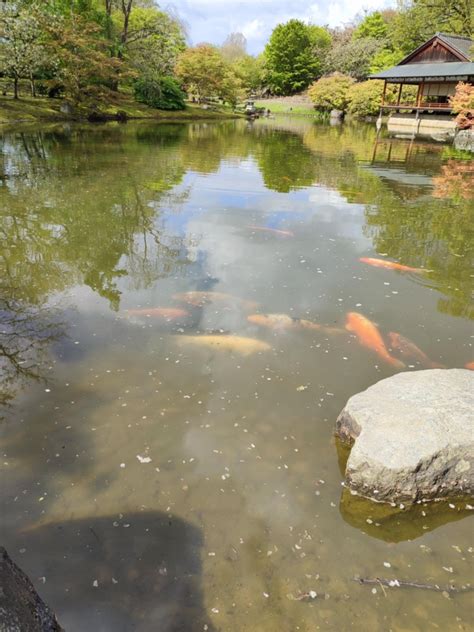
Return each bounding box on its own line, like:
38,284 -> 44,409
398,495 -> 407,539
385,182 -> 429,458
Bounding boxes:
0,547 -> 63,631
336,369 -> 474,503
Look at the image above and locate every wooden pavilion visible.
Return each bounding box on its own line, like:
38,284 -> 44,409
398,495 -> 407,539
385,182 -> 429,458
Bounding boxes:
370,33 -> 473,114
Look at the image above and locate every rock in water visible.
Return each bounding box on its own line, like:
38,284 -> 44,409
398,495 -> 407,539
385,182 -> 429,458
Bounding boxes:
0,547 -> 63,631
336,369 -> 474,503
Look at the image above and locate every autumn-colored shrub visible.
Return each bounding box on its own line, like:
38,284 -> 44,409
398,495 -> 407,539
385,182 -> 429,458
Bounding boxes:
450,82 -> 474,129
308,73 -> 355,111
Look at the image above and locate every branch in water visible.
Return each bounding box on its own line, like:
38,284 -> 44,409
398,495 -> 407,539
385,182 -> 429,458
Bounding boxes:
354,577 -> 473,594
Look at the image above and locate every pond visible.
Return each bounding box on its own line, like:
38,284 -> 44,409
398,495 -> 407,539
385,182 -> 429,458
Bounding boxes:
0,117 -> 473,631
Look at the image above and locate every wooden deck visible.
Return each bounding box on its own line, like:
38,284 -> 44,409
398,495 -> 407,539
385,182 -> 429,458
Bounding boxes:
381,103 -> 453,113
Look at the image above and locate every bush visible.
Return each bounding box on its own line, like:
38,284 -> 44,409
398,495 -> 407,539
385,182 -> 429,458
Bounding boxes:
347,80 -> 385,117
450,82 -> 474,129
308,73 -> 355,111
347,80 -> 417,118
134,76 -> 186,110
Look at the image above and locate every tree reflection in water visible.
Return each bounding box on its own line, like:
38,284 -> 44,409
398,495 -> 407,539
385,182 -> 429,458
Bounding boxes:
0,300 -> 63,411
1,121 -> 472,416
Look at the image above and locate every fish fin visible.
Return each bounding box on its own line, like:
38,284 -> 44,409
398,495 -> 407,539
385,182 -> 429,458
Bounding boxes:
391,358 -> 406,370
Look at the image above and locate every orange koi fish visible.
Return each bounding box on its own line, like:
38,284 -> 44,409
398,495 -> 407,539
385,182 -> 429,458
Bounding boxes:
173,291 -> 258,311
388,332 -> 445,369
465,361 -> 474,370
247,225 -> 294,238
359,257 -> 426,273
345,312 -> 405,369
125,307 -> 189,320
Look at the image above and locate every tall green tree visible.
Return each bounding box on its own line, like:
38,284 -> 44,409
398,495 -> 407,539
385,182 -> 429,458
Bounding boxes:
122,6 -> 186,77
264,19 -> 326,94
353,11 -> 389,40
394,0 -> 473,53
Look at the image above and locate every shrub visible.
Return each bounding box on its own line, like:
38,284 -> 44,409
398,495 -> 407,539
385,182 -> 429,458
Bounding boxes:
347,80 -> 385,117
308,73 -> 355,111
134,76 -> 185,110
347,80 -> 417,118
450,82 -> 474,129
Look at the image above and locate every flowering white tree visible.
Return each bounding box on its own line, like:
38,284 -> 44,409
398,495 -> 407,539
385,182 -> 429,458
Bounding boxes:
0,9 -> 47,98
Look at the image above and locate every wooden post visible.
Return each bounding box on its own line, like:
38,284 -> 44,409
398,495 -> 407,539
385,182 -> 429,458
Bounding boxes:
416,81 -> 424,108
381,80 -> 387,106
397,83 -> 402,106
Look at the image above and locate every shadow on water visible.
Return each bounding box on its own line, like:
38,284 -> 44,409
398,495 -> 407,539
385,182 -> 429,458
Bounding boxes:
9,511 -> 214,632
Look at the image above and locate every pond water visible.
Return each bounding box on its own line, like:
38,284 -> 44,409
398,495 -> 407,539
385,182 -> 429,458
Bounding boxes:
0,118 -> 473,631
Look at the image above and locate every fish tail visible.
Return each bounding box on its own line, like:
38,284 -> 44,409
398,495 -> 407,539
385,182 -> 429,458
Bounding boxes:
389,356 -> 405,370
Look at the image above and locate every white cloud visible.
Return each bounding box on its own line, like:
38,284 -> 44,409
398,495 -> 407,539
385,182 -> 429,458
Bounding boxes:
168,0 -> 396,53
241,18 -> 265,40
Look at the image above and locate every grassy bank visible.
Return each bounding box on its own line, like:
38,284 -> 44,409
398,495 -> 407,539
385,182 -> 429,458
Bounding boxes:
254,94 -> 317,116
0,95 -> 241,125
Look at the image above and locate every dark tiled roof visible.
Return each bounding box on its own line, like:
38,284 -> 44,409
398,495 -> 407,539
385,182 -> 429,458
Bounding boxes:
437,33 -> 473,61
371,61 -> 474,80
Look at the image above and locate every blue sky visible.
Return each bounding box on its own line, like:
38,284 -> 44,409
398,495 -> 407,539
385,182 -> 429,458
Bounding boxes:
168,0 -> 396,54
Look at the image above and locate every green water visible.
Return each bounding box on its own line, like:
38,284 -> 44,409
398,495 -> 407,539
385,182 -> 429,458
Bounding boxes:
0,118 -> 473,631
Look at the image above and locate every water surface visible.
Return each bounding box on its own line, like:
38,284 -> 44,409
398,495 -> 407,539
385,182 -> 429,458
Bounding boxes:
1,118 -> 473,631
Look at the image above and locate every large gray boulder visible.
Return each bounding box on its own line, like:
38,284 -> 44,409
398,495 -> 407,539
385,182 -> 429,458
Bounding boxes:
0,547 -> 62,631
336,369 -> 474,503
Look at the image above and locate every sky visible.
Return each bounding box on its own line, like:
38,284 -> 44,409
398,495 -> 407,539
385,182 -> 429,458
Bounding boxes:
167,0 -> 396,54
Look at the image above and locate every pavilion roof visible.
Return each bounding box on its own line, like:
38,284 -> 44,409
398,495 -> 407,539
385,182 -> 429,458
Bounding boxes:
370,61 -> 474,82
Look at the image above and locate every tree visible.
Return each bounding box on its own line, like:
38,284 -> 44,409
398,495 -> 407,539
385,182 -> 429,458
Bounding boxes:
264,19 -> 323,95
123,6 -> 186,77
220,68 -> 243,107
232,54 -> 265,94
175,44 -> 228,101
221,32 -> 247,62
325,36 -> 383,80
369,48 -> 405,73
43,11 -> 125,105
353,11 -> 389,40
449,82 -> 474,129
394,0 -> 473,54
308,73 -> 355,111
119,0 -> 133,49
0,9 -> 48,98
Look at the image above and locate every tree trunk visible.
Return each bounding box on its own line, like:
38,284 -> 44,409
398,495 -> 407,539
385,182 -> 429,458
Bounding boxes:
30,75 -> 36,98
13,76 -> 18,99
119,0 -> 133,52
104,0 -> 113,38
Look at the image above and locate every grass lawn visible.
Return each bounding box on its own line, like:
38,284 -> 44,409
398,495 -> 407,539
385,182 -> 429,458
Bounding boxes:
253,93 -> 319,116
255,101 -> 316,115
0,94 -> 241,125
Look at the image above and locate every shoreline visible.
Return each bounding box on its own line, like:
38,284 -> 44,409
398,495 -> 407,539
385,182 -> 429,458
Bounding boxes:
0,96 -> 242,126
